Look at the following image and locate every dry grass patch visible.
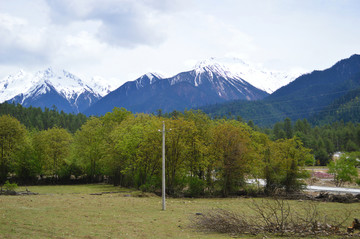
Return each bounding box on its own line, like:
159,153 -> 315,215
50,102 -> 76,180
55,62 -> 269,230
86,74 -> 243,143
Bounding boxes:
0,185 -> 359,238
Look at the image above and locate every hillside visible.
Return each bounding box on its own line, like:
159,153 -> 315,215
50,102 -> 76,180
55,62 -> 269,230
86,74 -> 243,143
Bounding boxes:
310,84 -> 360,125
85,64 -> 268,116
202,54 -> 360,126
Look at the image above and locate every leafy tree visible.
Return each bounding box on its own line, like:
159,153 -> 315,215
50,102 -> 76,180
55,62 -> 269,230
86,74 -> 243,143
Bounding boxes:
284,118 -> 293,139
183,110 -> 211,179
264,137 -> 311,194
33,127 -> 73,179
0,115 -> 27,183
100,108 -> 132,186
135,116 -> 163,188
13,134 -> 41,184
328,154 -> 359,187
73,117 -> 105,181
165,117 -> 196,195
211,120 -> 251,196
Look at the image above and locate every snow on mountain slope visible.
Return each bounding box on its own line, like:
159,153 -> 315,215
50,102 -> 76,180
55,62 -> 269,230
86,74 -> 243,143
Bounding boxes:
195,57 -> 304,93
0,67 -> 102,103
0,70 -> 38,103
0,67 -> 106,113
38,68 -> 99,100
88,76 -> 116,97
135,72 -> 163,89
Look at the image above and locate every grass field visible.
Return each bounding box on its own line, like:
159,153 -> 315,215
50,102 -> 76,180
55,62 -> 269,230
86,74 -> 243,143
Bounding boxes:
1,184 -> 359,238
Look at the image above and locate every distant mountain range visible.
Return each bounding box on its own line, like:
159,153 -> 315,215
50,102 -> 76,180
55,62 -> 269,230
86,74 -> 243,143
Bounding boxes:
2,55 -> 360,126
84,62 -> 270,115
1,58 -> 295,115
0,68 -> 111,113
202,54 -> 360,125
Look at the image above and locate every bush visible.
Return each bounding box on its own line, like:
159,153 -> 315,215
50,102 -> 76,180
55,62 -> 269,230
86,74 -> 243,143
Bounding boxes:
242,184 -> 263,196
139,176 -> 160,193
185,177 -> 206,197
193,198 -> 351,237
3,180 -> 18,191
356,178 -> 360,186
328,154 -> 358,187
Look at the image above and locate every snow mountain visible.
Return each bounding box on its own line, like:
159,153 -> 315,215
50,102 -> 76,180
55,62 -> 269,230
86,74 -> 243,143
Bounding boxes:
0,68 -> 102,113
85,65 -> 268,115
197,57 -> 304,93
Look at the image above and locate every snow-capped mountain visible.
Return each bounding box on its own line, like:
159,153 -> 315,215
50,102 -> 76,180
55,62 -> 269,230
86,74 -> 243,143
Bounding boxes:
85,65 -> 268,116
0,70 -> 38,103
196,57 -> 304,93
0,68 -> 102,113
88,76 -> 116,97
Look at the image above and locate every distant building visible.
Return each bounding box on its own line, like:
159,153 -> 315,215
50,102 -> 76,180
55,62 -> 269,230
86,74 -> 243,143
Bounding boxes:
332,151 -> 343,161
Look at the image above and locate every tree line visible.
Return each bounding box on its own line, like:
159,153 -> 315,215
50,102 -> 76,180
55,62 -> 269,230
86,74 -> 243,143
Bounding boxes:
0,108 -> 312,197
267,118 -> 360,165
0,102 -> 87,133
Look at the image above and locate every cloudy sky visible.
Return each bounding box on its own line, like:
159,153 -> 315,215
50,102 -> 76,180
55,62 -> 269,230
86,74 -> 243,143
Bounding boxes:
1,0 -> 360,87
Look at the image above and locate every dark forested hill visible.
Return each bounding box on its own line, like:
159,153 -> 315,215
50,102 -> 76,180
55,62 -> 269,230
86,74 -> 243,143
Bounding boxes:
0,102 -> 87,133
310,86 -> 360,125
202,54 -> 360,126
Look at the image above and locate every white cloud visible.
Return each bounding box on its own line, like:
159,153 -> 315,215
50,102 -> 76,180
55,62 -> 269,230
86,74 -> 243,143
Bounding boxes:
0,13 -> 53,65
0,0 -> 360,88
45,0 -> 168,48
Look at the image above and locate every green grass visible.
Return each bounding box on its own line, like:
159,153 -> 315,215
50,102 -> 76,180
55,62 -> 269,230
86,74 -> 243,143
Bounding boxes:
17,184 -> 132,195
0,184 -> 359,238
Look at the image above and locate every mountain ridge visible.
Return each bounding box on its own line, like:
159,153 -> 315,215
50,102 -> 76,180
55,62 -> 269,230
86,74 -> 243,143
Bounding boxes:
1,68 -> 104,113
201,54 -> 360,125
84,64 -> 269,116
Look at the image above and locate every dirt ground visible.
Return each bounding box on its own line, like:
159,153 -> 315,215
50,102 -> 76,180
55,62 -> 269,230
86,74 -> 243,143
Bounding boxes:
305,168 -> 360,188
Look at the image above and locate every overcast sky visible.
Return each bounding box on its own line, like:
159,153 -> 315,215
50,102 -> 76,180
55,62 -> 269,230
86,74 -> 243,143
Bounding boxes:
1,0 -> 360,87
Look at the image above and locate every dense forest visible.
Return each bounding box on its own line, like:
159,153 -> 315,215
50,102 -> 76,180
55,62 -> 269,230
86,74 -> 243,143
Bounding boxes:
0,104 -> 313,197
1,102 -> 359,197
0,102 -> 87,133
265,118 -> 360,165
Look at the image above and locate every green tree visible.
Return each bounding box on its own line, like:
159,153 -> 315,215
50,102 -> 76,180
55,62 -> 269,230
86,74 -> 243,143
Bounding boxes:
13,134 -> 41,184
165,117 -> 196,195
100,108 -> 133,186
284,118 -> 293,139
328,154 -> 359,187
264,137 -> 311,194
0,115 -> 27,183
33,127 -> 73,179
211,120 -> 251,196
73,117 -> 105,181
108,114 -> 162,188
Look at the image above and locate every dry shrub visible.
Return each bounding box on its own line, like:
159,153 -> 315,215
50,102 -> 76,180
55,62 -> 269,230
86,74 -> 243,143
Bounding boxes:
191,209 -> 255,235
193,198 -> 353,237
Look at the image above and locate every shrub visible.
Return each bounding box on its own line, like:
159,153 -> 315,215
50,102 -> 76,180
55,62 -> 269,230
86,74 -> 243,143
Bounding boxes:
242,184 -> 263,196
185,177 -> 206,197
193,198 -> 351,237
328,154 -> 358,187
356,178 -> 360,186
139,176 -> 161,193
3,180 -> 18,191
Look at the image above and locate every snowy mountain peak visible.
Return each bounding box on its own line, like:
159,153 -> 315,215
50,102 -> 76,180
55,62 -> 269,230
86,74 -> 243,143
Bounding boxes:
195,60 -> 242,80
135,72 -> 163,89
144,72 -> 163,82
193,57 -> 305,93
31,67 -> 97,101
0,70 -> 38,103
0,68 -> 104,113
88,76 -> 114,97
